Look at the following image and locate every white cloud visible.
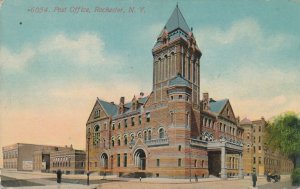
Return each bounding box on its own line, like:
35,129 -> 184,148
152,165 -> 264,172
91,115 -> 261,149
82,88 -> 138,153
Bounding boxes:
196,18 -> 300,119
0,47 -> 35,71
39,33 -> 106,65
0,32 -> 113,72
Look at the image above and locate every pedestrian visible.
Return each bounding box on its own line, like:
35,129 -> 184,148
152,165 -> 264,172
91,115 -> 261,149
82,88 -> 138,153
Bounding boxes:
252,171 -> 257,188
139,177 -> 141,182
195,174 -> 198,182
56,169 -> 62,184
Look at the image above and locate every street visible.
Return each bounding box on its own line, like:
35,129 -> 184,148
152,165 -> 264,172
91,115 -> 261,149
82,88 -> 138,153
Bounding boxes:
0,169 -> 299,189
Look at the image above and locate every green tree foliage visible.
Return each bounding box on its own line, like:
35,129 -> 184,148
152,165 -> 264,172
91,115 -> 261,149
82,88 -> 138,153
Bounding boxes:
265,112 -> 300,168
291,168 -> 300,186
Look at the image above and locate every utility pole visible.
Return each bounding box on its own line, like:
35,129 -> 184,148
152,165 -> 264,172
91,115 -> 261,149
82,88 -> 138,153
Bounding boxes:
87,130 -> 91,185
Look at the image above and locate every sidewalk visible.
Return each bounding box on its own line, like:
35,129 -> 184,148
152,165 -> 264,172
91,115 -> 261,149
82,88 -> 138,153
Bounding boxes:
1,183 -> 99,189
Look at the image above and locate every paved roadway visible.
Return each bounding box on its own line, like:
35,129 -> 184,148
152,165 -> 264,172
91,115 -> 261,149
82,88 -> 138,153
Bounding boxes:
1,169 -> 299,189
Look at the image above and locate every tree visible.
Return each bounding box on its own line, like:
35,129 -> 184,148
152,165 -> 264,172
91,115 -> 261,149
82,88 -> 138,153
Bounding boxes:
265,112 -> 300,169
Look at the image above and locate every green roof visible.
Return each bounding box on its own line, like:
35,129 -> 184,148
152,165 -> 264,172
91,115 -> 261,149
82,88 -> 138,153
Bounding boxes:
209,99 -> 228,114
169,75 -> 191,87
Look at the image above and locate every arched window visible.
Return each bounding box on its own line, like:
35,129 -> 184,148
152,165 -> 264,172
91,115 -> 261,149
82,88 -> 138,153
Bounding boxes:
148,130 -> 151,140
130,134 -> 134,142
138,132 -> 142,138
117,136 -> 121,146
159,128 -> 165,139
144,131 -> 147,141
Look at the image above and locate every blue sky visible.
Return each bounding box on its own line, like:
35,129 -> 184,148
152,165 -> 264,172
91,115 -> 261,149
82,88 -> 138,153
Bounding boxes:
0,0 -> 300,164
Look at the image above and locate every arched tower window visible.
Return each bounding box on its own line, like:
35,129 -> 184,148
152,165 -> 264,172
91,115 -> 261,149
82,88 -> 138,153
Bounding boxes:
148,130 -> 151,140
117,136 -> 121,146
124,135 -> 128,145
144,131 -> 147,141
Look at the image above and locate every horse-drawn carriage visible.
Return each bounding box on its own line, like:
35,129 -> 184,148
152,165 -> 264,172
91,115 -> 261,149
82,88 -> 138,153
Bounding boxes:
267,172 -> 281,182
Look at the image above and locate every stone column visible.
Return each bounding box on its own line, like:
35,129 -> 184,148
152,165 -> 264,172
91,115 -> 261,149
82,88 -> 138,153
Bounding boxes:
238,152 -> 244,179
221,147 -> 227,179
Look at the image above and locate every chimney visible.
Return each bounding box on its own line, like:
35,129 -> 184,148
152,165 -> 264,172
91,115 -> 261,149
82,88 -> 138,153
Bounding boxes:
110,101 -> 115,105
202,92 -> 209,110
120,97 -> 125,104
203,92 -> 209,101
140,92 -> 144,97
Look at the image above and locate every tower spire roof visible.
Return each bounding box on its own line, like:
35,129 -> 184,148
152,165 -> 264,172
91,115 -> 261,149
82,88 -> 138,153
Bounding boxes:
154,5 -> 194,49
164,5 -> 191,34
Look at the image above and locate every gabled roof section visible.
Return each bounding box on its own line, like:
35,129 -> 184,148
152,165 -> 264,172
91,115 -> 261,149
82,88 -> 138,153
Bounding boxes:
169,74 -> 192,87
97,98 -> 118,117
165,5 -> 191,34
209,99 -> 228,114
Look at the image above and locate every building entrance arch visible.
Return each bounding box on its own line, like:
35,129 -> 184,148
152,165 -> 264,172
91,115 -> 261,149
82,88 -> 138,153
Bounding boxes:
134,149 -> 146,170
100,153 -> 108,169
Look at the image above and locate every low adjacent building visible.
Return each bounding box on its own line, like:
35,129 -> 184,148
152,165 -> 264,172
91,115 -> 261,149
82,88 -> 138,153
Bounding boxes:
2,143 -> 86,174
2,143 -> 56,171
50,146 -> 86,174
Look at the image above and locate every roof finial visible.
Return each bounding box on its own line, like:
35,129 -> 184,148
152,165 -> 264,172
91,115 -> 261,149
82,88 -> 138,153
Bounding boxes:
176,1 -> 178,8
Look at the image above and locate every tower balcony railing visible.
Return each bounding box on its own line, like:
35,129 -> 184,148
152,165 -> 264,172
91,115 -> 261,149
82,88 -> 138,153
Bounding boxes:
145,138 -> 169,147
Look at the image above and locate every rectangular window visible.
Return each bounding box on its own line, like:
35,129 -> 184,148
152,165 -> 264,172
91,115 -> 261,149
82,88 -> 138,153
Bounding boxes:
138,115 -> 142,125
259,136 -> 261,142
194,160 -> 197,168
259,126 -> 261,132
178,159 -> 182,167
156,159 -> 160,167
124,153 -> 127,167
131,117 -> 135,126
124,119 -> 127,128
178,145 -> 181,151
259,146 -> 261,151
146,112 -> 150,122
112,123 -> 115,130
94,109 -> 100,118
117,154 -> 120,167
259,157 -> 262,164
253,157 -> 256,164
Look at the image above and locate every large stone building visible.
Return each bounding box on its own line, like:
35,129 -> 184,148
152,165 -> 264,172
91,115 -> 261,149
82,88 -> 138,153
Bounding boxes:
86,6 -> 244,179
240,117 -> 294,176
3,143 -> 85,174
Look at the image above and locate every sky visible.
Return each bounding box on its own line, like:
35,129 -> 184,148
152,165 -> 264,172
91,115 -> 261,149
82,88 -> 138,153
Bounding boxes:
0,0 -> 300,167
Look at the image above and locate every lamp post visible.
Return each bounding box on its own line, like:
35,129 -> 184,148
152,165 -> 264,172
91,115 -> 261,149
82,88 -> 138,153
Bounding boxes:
87,130 -> 91,186
190,145 -> 192,182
